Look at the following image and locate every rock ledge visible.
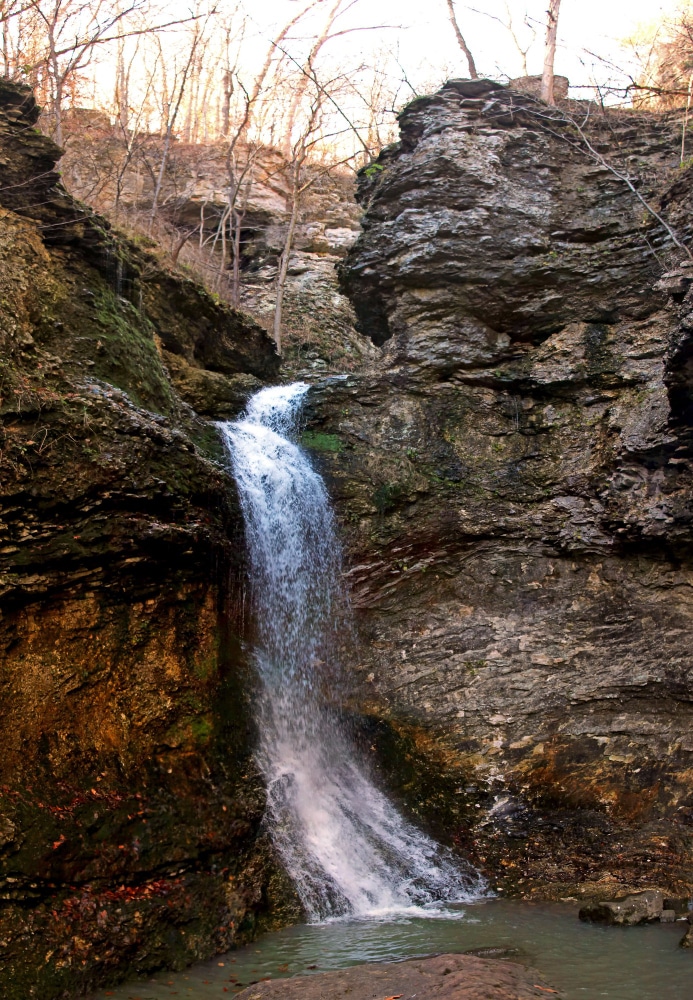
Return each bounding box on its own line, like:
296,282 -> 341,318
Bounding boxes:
236,953 -> 563,1000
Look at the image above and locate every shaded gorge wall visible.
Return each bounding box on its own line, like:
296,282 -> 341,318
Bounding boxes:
0,79 -> 298,999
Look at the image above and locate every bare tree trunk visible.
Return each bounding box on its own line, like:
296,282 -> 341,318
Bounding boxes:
2,12 -> 10,78
273,187 -> 300,356
46,14 -> 64,145
541,0 -> 562,105
230,207 -> 242,307
171,228 -> 197,265
283,0 -> 343,158
149,31 -> 199,232
445,0 -> 478,79
115,21 -> 129,133
682,72 -> 693,165
221,68 -> 233,136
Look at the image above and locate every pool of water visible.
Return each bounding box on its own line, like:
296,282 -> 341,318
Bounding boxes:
92,899 -> 691,1000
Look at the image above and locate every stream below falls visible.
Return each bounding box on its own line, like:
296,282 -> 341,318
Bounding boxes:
92,385 -> 689,999
92,901 -> 690,1000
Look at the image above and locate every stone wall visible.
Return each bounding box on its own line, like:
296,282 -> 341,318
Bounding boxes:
306,80 -> 693,902
0,80 -> 296,999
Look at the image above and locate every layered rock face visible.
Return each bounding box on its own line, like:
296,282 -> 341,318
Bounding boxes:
58,121 -> 376,375
307,80 -> 693,900
0,81 -> 295,999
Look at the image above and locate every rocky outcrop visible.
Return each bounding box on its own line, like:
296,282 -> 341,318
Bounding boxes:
235,952 -> 563,1000
579,889 -> 664,925
305,80 -> 693,902
57,119 -> 376,375
0,80 -> 294,1000
682,917 -> 693,948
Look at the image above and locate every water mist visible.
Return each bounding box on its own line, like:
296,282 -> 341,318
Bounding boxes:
218,383 -> 483,922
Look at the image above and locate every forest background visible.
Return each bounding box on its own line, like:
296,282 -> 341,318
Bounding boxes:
2,0 -> 693,354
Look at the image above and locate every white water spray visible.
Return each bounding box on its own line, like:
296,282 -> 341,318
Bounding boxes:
218,383 -> 483,922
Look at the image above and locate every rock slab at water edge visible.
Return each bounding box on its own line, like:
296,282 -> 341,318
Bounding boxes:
579,890 -> 664,926
234,953 -> 563,1000
681,917 -> 693,949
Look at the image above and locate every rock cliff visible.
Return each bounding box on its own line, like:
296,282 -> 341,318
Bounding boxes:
0,80 -> 295,1000
57,118 -> 377,376
306,80 -> 693,901
4,72 -> 693,998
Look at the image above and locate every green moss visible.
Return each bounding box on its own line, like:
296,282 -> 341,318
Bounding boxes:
189,716 -> 213,743
89,286 -> 174,414
190,422 -> 226,462
464,658 -> 487,676
301,431 -> 343,453
193,651 -> 218,681
372,481 -> 405,514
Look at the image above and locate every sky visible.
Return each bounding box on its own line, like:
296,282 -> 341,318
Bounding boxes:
236,0 -> 683,100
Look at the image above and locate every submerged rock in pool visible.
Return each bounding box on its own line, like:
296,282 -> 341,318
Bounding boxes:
681,917 -> 693,949
463,946 -> 529,961
234,953 -> 562,999
579,890 -> 664,926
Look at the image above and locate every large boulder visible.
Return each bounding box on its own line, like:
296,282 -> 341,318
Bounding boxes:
235,953 -> 563,1000
308,81 -> 693,902
579,890 -> 664,925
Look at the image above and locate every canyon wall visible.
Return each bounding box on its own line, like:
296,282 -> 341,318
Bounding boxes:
0,80 -> 298,1000
3,72 -> 693,998
306,80 -> 693,902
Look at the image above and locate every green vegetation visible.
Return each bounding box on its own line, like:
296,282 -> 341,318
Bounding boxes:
90,286 -> 174,413
301,430 -> 343,452
372,481 -> 405,514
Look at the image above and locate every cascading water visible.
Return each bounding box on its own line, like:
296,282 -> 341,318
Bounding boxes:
218,383 -> 484,922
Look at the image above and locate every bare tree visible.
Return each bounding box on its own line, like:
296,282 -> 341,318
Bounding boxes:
216,0 -> 335,307
541,0 -> 562,105
31,0 -> 148,144
469,3 -> 536,77
281,0 -> 392,156
283,0 -> 347,156
273,68 -> 361,353
148,13 -> 215,232
445,0 -> 477,79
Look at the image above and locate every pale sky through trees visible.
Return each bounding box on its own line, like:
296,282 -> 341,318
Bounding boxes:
234,0 -> 681,98
4,0 -> 686,164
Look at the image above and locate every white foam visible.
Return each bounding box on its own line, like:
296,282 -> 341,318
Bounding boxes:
218,383 -> 484,923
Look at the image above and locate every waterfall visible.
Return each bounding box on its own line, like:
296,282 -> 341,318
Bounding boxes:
218,383 -> 483,923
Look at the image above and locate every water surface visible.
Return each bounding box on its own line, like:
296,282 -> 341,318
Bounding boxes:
93,900 -> 690,1000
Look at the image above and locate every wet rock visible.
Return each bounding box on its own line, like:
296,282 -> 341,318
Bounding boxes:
464,946 -> 529,961
141,266 -> 278,381
235,953 -> 562,1000
163,353 -> 263,417
0,79 -> 290,998
312,80 -> 693,902
578,891 -> 664,926
681,920 -> 693,949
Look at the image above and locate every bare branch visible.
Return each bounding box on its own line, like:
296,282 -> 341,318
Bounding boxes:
445,0 -> 477,79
